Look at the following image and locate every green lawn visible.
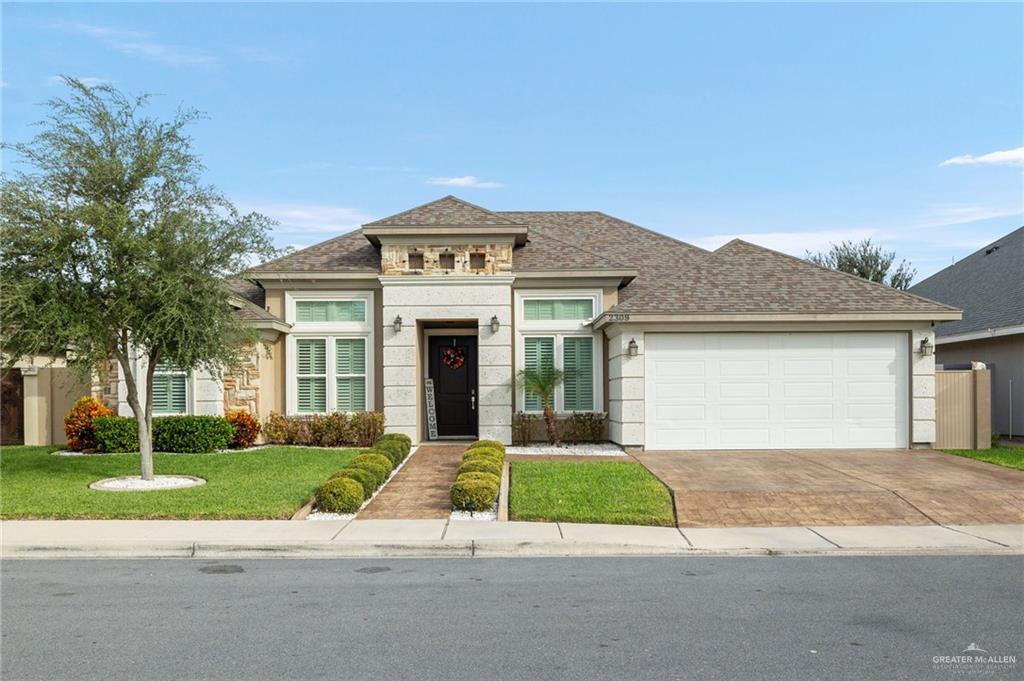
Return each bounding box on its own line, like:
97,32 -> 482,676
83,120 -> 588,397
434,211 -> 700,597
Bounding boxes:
509,460 -> 675,527
942,445 -> 1024,471
0,445 -> 360,519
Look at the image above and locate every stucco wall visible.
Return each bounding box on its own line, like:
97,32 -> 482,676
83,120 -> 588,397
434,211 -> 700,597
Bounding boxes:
380,276 -> 514,444
117,358 -> 224,417
936,333 -> 1023,437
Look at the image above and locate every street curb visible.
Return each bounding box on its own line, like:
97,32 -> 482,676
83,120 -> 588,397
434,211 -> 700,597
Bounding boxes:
3,541 -> 1020,560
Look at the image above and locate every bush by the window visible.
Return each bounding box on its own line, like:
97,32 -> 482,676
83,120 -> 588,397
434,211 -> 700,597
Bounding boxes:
450,479 -> 499,512
563,412 -> 607,444
512,412 -> 537,447
226,409 -> 261,448
152,416 -> 234,453
315,477 -> 364,514
261,411 -> 384,447
63,396 -> 113,451
93,415 -> 140,453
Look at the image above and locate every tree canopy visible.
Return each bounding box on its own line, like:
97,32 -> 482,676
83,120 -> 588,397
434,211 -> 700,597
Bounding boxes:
1,77 -> 277,477
806,238 -> 916,290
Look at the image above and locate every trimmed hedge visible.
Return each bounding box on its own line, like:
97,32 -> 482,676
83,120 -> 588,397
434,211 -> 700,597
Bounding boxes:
351,460 -> 389,487
451,480 -> 499,512
377,432 -> 412,450
371,441 -> 406,467
463,447 -> 504,463
351,453 -> 394,474
330,467 -> 377,497
456,471 -> 501,488
153,416 -> 234,453
93,416 -> 140,453
263,411 -> 384,447
457,457 -> 502,479
315,477 -> 365,514
466,439 -> 505,455
93,415 -> 236,453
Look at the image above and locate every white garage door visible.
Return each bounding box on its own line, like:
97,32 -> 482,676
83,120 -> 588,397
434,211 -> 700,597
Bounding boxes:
644,333 -> 909,450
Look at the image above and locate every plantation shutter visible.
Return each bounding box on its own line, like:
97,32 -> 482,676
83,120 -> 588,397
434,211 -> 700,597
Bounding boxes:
524,299 -> 593,321
335,338 -> 367,411
151,363 -> 187,414
296,339 -> 327,412
523,337 -> 555,411
563,337 -> 594,411
296,300 -> 366,322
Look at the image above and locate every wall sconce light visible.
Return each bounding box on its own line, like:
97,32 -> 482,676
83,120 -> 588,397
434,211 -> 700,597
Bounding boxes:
628,338 -> 639,357
393,315 -> 403,334
490,315 -> 500,334
918,338 -> 934,356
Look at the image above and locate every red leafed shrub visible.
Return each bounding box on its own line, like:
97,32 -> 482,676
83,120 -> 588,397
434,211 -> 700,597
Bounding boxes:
64,396 -> 114,451
226,409 -> 261,448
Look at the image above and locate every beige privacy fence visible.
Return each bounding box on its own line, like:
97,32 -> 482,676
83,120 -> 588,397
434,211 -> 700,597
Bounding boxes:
935,369 -> 991,450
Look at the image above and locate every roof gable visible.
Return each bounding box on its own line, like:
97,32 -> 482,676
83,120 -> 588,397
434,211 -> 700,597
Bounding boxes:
909,226 -> 1024,336
247,230 -> 380,274
365,195 -> 524,227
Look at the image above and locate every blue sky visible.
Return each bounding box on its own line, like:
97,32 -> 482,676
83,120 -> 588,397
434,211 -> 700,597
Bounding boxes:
3,2 -> 1022,280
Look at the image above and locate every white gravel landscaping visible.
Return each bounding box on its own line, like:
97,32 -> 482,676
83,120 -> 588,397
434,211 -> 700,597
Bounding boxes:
307,511 -> 355,521
450,504 -> 497,522
505,443 -> 626,456
89,475 -> 206,491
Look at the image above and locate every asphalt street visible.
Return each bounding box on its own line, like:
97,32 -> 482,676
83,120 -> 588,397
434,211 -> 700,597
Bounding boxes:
2,556 -> 1021,681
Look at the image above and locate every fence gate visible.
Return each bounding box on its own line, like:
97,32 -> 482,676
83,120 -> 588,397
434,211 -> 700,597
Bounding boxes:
935,369 -> 991,449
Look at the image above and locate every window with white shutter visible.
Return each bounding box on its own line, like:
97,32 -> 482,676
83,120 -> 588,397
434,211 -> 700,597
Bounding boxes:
523,337 -> 555,412
335,338 -> 367,412
296,339 -> 327,413
151,362 -> 188,414
563,337 -> 594,411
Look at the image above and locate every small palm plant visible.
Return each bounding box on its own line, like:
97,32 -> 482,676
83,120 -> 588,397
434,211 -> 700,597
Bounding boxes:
515,368 -> 565,444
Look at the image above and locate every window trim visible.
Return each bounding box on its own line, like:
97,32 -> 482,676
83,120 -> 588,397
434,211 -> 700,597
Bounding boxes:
517,333 -> 601,414
151,363 -> 189,415
295,338 -> 328,413
285,291 -> 375,415
290,335 -> 371,414
334,337 -> 368,412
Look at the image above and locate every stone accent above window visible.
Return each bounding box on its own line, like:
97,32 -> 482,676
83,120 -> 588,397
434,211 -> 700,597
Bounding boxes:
381,243 -> 513,275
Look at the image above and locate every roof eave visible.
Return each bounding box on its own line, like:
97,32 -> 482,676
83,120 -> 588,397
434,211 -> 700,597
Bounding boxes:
361,224 -> 529,247
592,310 -> 964,329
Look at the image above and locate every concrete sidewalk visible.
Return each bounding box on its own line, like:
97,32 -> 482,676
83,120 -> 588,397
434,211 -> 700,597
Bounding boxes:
2,519 -> 1021,558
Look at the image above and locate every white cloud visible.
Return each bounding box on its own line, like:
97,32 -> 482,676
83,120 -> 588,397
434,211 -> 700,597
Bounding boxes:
939,146 -> 1024,167
693,228 -> 879,256
238,201 -> 373,235
914,203 -> 1022,228
47,75 -> 111,87
66,22 -> 216,67
426,175 -> 504,189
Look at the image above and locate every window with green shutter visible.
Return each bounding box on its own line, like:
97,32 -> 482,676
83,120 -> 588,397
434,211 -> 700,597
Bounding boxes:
563,337 -> 594,411
151,363 -> 187,414
523,337 -> 555,411
523,299 -> 593,321
296,339 -> 327,412
335,338 -> 367,411
295,300 -> 366,323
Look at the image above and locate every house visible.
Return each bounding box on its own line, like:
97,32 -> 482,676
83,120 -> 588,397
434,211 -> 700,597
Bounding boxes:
909,227 -> 1023,438
111,196 -> 960,450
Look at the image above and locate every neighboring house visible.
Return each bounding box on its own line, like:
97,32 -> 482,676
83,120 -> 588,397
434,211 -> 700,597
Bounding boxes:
111,196 -> 960,450
909,227 -> 1023,438
1,356 -> 92,446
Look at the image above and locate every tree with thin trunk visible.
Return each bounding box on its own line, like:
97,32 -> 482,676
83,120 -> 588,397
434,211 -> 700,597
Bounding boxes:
515,368 -> 565,445
806,238 -> 916,290
1,77 -> 276,479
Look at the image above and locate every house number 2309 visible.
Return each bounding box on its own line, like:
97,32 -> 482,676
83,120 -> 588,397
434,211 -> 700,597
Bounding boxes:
607,313 -> 630,322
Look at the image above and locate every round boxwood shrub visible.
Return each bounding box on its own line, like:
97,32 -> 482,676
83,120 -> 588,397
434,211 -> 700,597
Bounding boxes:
457,471 -> 501,488
329,467 -> 377,497
315,477 -> 364,513
370,441 -> 405,467
450,479 -> 499,512
466,439 -> 505,455
463,446 -> 504,462
376,433 -> 412,453
457,458 -> 501,478
350,460 -> 389,486
351,453 -> 393,474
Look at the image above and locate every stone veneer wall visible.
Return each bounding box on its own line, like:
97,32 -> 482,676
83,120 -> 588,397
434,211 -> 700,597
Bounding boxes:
222,345 -> 261,415
381,243 -> 513,276
91,359 -> 120,410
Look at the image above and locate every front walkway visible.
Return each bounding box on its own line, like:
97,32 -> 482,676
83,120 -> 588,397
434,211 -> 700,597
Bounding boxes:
635,448 -> 1024,528
358,444 -> 464,520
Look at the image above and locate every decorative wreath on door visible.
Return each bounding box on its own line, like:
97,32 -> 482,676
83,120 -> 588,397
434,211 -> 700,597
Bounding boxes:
441,346 -> 465,370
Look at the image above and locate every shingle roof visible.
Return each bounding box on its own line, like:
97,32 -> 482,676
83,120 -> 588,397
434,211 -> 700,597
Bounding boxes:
243,196 -> 958,318
614,239 -> 958,315
909,226 -> 1024,336
247,230 -> 380,274
365,195 -> 524,227
226,279 -> 281,323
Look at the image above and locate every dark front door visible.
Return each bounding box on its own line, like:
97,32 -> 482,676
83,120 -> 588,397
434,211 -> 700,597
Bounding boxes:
428,335 -> 478,438
1,369 -> 25,445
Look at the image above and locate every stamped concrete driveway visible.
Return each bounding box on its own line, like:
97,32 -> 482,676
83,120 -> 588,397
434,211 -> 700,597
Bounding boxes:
634,449 -> 1024,528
